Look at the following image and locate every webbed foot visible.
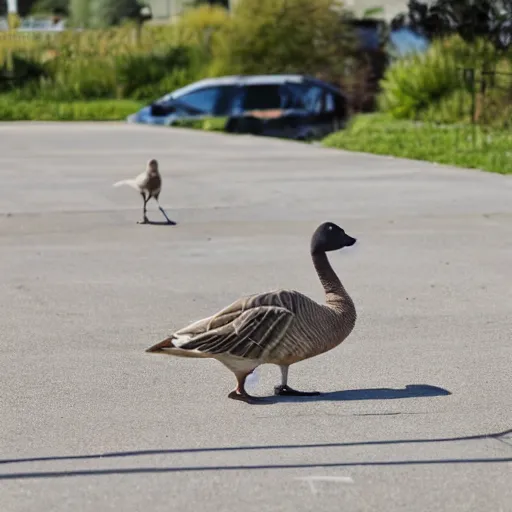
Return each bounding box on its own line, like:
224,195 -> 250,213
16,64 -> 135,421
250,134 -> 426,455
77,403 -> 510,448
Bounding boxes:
274,385 -> 321,397
228,390 -> 264,404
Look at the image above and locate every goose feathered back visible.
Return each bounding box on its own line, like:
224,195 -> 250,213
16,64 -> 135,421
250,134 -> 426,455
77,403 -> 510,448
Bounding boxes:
174,287 -> 356,366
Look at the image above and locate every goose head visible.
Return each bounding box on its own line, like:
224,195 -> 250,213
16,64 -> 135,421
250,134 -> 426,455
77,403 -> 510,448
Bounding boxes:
310,222 -> 356,254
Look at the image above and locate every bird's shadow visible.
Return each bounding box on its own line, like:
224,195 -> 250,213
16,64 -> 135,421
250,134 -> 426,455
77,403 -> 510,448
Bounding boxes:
140,219 -> 178,226
138,206 -> 177,226
250,384 -> 451,406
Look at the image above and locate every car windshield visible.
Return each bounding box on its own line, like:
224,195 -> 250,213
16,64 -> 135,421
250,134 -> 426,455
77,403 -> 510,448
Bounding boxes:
173,87 -> 223,115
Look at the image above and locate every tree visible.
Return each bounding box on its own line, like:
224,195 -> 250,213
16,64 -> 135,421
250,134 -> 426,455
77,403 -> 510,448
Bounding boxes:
210,0 -> 357,81
391,0 -> 512,51
31,0 -> 69,16
390,0 -> 449,39
174,4 -> 231,50
69,0 -> 90,27
432,0 -> 512,50
88,0 -> 143,28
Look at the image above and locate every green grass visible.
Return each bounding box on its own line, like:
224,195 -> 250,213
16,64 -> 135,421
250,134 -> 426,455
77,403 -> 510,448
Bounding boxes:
172,117 -> 229,132
322,114 -> 512,175
0,97 -> 144,121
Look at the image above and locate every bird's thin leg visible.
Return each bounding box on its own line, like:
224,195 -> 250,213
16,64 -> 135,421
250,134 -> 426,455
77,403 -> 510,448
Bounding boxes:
155,197 -> 173,224
228,371 -> 264,404
274,365 -> 321,396
137,192 -> 149,224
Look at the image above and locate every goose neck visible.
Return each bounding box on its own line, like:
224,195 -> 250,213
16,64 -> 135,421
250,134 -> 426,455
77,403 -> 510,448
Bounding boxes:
311,250 -> 350,307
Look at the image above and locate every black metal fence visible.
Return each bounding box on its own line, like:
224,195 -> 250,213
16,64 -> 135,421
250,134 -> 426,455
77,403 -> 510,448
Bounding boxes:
462,68 -> 512,127
446,67 -> 512,153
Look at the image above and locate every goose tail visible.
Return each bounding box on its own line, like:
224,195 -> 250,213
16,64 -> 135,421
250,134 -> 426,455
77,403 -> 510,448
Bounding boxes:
146,334 -> 211,359
146,336 -> 176,353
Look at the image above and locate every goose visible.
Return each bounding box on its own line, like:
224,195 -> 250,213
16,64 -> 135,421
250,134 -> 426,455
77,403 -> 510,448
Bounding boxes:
146,222 -> 357,403
113,158 -> 172,224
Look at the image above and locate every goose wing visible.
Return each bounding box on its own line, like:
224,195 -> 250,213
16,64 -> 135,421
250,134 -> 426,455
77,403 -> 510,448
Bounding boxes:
171,292 -> 296,359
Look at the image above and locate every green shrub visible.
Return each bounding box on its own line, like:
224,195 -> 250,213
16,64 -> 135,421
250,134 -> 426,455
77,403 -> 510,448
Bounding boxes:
173,4 -> 231,50
7,13 -> 22,29
7,44 -> 202,102
378,36 -> 506,120
46,56 -> 118,99
419,87 -> 512,129
0,53 -> 48,93
128,69 -> 196,101
417,89 -> 472,125
113,45 -> 201,99
173,116 -> 228,131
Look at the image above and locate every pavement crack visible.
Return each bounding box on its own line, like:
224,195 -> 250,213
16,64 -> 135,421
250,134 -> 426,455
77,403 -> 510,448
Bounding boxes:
494,437 -> 512,450
489,429 -> 512,451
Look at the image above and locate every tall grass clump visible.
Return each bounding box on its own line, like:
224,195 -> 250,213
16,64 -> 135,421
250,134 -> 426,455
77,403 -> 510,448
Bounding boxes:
0,24 -> 206,102
378,35 -> 512,124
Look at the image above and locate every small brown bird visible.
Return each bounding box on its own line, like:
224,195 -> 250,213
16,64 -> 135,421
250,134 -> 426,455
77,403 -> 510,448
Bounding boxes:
114,158 -> 172,224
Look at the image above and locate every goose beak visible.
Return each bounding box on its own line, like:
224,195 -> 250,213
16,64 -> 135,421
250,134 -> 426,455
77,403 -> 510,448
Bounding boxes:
344,235 -> 357,247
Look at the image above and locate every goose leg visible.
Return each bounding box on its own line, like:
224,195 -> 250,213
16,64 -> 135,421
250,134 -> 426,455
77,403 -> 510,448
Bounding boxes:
274,365 -> 321,396
228,371 -> 262,404
137,192 -> 149,224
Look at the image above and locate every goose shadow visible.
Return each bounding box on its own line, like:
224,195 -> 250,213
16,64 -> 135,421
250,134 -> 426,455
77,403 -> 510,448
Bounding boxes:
256,384 -> 451,404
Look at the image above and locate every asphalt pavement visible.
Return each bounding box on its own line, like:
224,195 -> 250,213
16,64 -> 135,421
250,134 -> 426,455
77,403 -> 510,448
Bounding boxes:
1,122 -> 511,512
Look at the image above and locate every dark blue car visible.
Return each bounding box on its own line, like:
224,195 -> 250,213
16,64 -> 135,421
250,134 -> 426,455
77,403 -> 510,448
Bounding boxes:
127,74 -> 349,140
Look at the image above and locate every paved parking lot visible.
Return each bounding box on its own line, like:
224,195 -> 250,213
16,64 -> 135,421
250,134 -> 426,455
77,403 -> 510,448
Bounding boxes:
1,122 -> 511,512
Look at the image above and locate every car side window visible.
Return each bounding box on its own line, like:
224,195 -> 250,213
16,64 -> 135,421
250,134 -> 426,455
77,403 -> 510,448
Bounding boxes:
212,86 -> 239,116
241,85 -> 283,110
324,92 -> 335,113
285,83 -> 326,113
230,88 -> 245,115
280,85 -> 304,109
302,85 -> 325,113
176,87 -> 223,114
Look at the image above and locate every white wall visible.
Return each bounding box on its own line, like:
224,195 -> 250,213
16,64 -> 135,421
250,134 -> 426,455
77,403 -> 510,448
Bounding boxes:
6,0 -> 18,13
340,0 -> 408,20
148,0 -> 190,19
